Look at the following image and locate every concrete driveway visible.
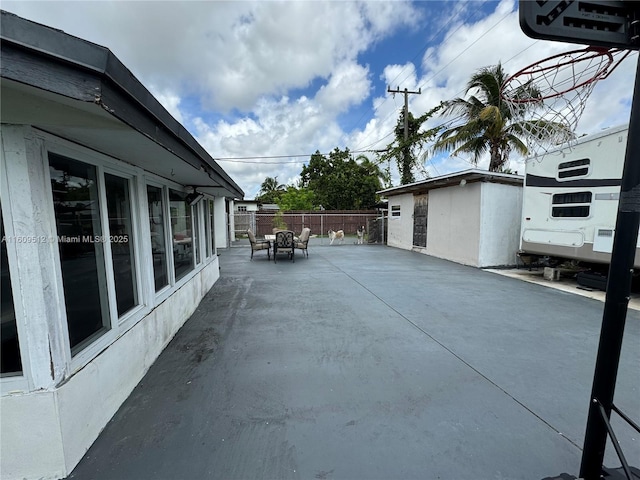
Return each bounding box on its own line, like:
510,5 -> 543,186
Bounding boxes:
68,242 -> 639,480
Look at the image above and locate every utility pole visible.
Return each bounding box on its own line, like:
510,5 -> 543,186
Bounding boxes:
387,86 -> 421,184
387,86 -> 422,142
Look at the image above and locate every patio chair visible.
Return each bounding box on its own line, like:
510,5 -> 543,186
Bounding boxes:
295,227 -> 311,258
247,229 -> 270,260
273,230 -> 295,263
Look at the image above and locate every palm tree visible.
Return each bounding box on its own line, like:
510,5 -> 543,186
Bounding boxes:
433,63 -> 572,171
257,176 -> 285,204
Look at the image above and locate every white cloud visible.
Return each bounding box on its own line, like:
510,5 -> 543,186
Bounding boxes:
148,86 -> 185,125
4,0 -> 635,196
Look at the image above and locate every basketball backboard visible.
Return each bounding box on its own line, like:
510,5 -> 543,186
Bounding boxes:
520,1 -> 640,50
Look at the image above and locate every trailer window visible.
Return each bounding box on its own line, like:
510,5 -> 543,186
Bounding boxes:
552,191 -> 592,218
558,158 -> 590,179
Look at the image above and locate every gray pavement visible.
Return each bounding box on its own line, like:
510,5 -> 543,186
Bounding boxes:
68,241 -> 639,480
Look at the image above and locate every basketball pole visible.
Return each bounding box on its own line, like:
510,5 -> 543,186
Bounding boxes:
579,53 -> 640,479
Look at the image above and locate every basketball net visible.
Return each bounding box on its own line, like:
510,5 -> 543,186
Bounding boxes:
500,46 -> 631,158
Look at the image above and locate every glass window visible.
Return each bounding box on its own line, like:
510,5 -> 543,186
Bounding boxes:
169,189 -> 194,281
104,173 -> 138,316
552,192 -> 592,204
193,202 -> 201,265
552,206 -> 590,217
147,185 -> 169,291
558,158 -> 590,179
552,191 -> 592,218
208,200 -> 216,255
1,208 -> 22,376
49,153 -> 110,354
391,205 -> 401,217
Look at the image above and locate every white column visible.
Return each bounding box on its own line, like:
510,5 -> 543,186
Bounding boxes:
1,125 -> 69,390
214,196 -> 228,248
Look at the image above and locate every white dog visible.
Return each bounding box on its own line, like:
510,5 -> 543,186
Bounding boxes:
328,229 -> 344,245
356,226 -> 365,245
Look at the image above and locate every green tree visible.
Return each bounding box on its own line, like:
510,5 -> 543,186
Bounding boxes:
256,176 -> 286,204
433,63 -> 571,172
300,148 -> 382,210
278,186 -> 315,211
378,103 -> 444,185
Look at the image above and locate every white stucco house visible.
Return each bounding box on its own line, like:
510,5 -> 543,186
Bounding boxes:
234,199 -> 260,213
1,11 -> 244,480
378,169 -> 523,268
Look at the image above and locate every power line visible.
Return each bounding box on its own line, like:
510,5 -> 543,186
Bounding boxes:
351,6 -> 518,154
215,148 -> 385,164
346,1 -> 486,140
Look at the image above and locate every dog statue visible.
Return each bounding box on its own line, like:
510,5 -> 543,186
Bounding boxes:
356,226 -> 365,245
328,229 -> 344,245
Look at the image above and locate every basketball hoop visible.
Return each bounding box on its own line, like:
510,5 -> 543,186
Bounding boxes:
500,46 -> 632,157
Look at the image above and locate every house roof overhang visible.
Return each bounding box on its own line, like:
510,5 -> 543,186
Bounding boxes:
377,169 -> 523,197
0,10 -> 244,200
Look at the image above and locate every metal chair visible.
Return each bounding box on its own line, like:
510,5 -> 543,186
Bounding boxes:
273,230 -> 295,263
295,227 -> 311,258
247,229 -> 270,260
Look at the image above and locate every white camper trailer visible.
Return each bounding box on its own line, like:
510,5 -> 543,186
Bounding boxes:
520,124 -> 640,269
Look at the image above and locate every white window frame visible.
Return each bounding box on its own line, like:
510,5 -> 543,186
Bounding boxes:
204,198 -> 215,259
557,158 -> 591,181
15,130 -> 218,377
0,164 -> 31,393
41,139 -> 152,369
101,166 -> 146,328
144,180 -> 174,302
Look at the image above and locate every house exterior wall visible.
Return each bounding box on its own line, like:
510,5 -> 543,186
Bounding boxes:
478,182 -> 523,267
0,125 -> 223,479
234,201 -> 259,212
0,265 -> 217,480
386,193 -> 414,250
426,182 -> 482,266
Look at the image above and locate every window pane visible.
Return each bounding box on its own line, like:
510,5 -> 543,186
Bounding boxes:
552,192 -> 592,204
49,153 -> 110,353
559,168 -> 589,178
193,203 -> 201,264
209,200 -> 215,255
147,185 -> 168,291
1,208 -> 22,376
169,189 -> 194,281
552,206 -> 590,217
105,173 -> 138,316
559,158 -> 589,169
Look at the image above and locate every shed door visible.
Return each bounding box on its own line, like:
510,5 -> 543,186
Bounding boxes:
413,195 -> 428,247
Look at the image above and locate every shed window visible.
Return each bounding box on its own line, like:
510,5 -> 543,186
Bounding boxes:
391,205 -> 401,217
558,158 -> 590,179
552,191 -> 592,218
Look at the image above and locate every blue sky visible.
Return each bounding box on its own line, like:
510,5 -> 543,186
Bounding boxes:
4,1 -> 637,198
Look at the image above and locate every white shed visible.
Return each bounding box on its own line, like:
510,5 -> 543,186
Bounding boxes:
1,12 -> 243,480
378,169 -> 523,268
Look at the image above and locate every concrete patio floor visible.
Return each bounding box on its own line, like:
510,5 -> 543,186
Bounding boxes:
67,242 -> 639,480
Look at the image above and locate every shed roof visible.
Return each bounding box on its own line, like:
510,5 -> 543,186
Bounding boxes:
377,169 -> 523,197
0,10 -> 244,199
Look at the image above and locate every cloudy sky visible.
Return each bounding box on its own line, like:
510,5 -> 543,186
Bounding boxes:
4,0 -> 637,198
